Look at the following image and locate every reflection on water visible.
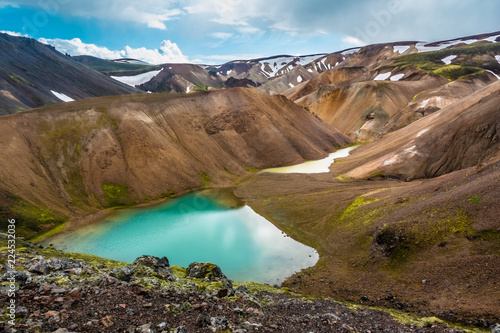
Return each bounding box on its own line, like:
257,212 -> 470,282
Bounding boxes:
261,146 -> 358,174
43,193 -> 318,285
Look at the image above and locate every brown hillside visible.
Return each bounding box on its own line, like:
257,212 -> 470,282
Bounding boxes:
337,80 -> 500,180
0,88 -> 350,237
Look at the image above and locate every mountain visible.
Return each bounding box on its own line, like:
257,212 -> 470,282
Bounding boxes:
286,32 -> 500,140
334,80 -> 500,180
0,88 -> 350,238
0,33 -> 138,115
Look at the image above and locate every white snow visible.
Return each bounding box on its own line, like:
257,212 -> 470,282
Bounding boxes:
186,86 -> 191,93
485,70 -> 500,80
261,146 -> 358,174
374,72 -> 391,81
390,73 -> 405,81
297,75 -> 303,83
341,48 -> 360,55
50,90 -> 74,102
288,83 -> 295,88
307,68 -> 313,73
420,98 -> 430,108
484,35 -> 500,42
417,129 -> 429,137
495,55 -> 500,65
226,70 -> 232,75
111,68 -> 163,87
393,45 -> 410,54
441,55 -> 457,65
168,66 -> 172,69
416,39 -> 477,53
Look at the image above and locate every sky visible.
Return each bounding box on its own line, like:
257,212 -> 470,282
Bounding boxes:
0,0 -> 499,64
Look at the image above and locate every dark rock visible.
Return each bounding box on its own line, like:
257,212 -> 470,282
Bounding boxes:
186,262 -> 226,280
133,255 -> 173,279
28,257 -> 50,274
136,323 -> 153,333
210,316 -> 229,330
196,314 -> 211,327
360,296 -> 369,302
174,326 -> 187,333
111,266 -> 135,282
47,258 -> 84,271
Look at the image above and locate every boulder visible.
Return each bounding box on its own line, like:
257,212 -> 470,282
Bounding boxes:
133,255 -> 173,279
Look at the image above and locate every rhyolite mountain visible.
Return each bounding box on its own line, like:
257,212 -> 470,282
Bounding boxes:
0,33 -> 138,115
0,88 -> 349,238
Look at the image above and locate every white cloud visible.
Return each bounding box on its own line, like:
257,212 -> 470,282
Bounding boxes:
6,0 -> 183,30
210,32 -> 234,39
1,30 -> 29,37
342,36 -> 365,47
38,37 -> 189,64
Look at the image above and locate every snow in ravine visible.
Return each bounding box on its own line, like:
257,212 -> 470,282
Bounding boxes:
393,45 -> 410,54
297,75 -> 303,83
496,55 -> 500,65
374,72 -> 391,80
111,68 -> 163,87
51,90 -> 75,102
415,38 -> 478,53
485,70 -> 500,80
441,55 -> 457,65
390,73 -> 405,81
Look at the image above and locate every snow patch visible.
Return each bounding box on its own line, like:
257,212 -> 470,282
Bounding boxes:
186,86 -> 191,93
441,55 -> 457,65
485,70 -> 500,80
341,48 -> 360,55
484,35 -> 500,42
390,73 -> 404,81
297,75 -> 303,83
416,39 -> 477,53
420,98 -> 430,108
393,45 -> 410,54
226,70 -> 232,75
307,68 -> 313,73
50,90 -> 74,102
495,55 -> 500,65
111,69 -> 163,87
374,72 -> 391,81
417,129 -> 429,137
288,83 -> 295,88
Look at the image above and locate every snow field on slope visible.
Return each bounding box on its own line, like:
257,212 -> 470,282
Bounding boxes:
111,68 -> 163,87
51,90 -> 74,102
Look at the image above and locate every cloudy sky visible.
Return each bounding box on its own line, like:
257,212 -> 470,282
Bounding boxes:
0,0 -> 499,64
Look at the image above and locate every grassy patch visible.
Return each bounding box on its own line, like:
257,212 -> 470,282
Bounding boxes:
8,198 -> 67,239
199,172 -> 211,187
340,195 -> 380,221
392,42 -> 500,81
102,183 -> 135,207
467,195 -> 481,203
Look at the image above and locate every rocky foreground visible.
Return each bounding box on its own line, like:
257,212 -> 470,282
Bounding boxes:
1,234 -> 494,333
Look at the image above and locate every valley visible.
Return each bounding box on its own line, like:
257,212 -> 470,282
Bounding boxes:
0,29 -> 499,332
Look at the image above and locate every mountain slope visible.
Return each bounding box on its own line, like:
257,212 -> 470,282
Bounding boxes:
0,33 -> 138,115
0,88 -> 350,237
334,80 -> 500,180
284,33 -> 500,140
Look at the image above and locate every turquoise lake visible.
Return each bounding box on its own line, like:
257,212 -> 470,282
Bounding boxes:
43,193 -> 319,285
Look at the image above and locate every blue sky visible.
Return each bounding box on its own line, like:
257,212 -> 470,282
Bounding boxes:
0,0 -> 499,64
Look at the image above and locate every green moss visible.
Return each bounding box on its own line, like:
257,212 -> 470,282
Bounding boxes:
199,172 -> 211,187
467,195 -> 481,203
194,82 -> 208,92
102,183 -> 135,207
8,73 -> 29,84
340,195 -> 380,221
433,65 -> 482,81
8,198 -> 67,239
393,42 -> 500,81
246,167 -> 259,173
